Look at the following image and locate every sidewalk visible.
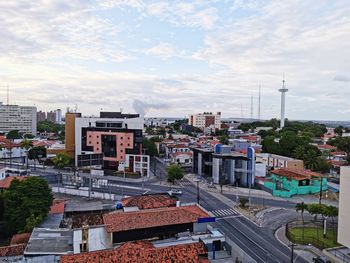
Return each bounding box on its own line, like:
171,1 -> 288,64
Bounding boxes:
185,174 -> 338,206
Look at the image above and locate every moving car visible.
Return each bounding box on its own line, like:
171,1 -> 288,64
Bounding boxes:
312,256 -> 331,263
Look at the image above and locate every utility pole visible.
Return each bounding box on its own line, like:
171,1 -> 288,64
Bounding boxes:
250,95 -> 253,120
197,180 -> 200,204
290,243 -> 294,263
319,175 -> 323,204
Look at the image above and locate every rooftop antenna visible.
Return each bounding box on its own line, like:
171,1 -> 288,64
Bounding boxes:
258,84 -> 261,120
74,104 -> 78,113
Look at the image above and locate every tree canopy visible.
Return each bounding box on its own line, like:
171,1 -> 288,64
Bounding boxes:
167,164 -> 184,183
6,130 -> 21,140
3,177 -> 53,234
28,146 -> 47,160
143,138 -> 159,156
52,153 -> 71,169
37,121 -> 64,134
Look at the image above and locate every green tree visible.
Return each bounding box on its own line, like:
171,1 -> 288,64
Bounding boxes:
329,136 -> 350,155
219,135 -> 229,145
296,202 -> 308,240
6,130 -> 21,140
323,205 -> 338,242
53,153 -> 71,184
334,126 -> 343,137
20,139 -> 33,170
166,164 -> 184,184
312,158 -> 331,173
4,177 -> 53,234
143,138 -> 159,156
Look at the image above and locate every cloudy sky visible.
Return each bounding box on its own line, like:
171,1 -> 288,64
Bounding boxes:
0,0 -> 349,120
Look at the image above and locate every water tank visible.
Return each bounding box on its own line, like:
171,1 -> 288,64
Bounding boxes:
214,144 -> 222,154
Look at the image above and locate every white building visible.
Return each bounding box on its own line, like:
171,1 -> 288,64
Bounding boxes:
0,102 -> 37,135
189,112 -> 221,130
338,166 -> 350,248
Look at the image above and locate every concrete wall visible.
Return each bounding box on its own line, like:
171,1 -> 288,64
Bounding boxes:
52,186 -> 118,201
338,167 -> 350,248
74,227 -> 112,253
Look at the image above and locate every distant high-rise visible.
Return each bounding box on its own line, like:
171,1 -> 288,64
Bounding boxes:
37,111 -> 46,123
47,111 -> 56,123
0,102 -> 37,135
189,112 -> 221,130
55,109 -> 62,123
278,78 -> 288,128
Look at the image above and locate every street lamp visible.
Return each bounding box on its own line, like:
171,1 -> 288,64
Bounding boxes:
194,177 -> 200,204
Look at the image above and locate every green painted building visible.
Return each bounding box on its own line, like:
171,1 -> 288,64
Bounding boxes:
261,169 -> 327,198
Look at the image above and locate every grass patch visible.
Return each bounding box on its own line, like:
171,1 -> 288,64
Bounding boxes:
288,226 -> 340,249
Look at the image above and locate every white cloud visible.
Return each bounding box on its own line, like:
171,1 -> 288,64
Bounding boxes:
145,42 -> 178,60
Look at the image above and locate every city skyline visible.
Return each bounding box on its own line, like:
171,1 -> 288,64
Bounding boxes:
0,1 -> 349,120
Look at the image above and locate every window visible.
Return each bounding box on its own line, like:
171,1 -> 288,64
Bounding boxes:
97,142 -> 99,144
121,137 -> 123,139
120,143 -> 123,146
120,149 -> 123,153
97,148 -> 99,151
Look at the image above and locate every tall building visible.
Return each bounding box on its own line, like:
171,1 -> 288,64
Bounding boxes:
37,111 -> 46,123
74,112 -> 144,170
55,109 -> 62,123
47,111 -> 56,123
338,166 -> 350,248
189,112 -> 221,130
0,102 -> 37,135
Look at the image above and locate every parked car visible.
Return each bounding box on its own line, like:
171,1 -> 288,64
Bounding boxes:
168,189 -> 183,196
312,256 -> 331,263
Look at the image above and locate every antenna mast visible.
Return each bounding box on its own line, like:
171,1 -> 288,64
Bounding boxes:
7,85 -> 9,105
250,95 -> 253,120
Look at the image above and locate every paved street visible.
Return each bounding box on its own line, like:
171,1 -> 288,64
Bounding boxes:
31,165 -> 308,263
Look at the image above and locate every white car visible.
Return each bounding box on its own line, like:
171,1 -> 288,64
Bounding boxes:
168,189 -> 183,196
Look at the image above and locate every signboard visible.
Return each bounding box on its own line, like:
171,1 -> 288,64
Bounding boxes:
198,217 -> 216,223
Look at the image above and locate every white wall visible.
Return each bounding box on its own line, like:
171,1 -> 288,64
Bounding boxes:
338,167 -> 350,248
73,227 -> 112,254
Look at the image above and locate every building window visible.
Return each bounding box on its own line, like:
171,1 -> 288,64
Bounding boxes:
97,148 -> 99,151
120,143 -> 123,146
89,141 -> 91,144
120,149 -> 123,153
97,142 -> 99,144
121,137 -> 123,139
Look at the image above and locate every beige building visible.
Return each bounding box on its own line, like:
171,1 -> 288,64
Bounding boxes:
0,102 -> 37,135
338,166 -> 350,248
189,112 -> 221,130
256,153 -> 304,171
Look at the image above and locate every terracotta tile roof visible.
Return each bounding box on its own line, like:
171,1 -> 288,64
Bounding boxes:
10,233 -> 31,245
317,144 -> 337,150
0,244 -> 26,257
330,151 -> 347,156
271,168 -> 321,181
103,205 -> 209,233
121,194 -> 176,210
329,160 -> 347,167
71,212 -> 104,229
0,176 -> 28,189
50,199 -> 66,214
60,241 -> 208,263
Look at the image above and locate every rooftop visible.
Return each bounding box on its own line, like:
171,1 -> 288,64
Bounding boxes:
121,194 -> 176,210
50,199 -> 66,214
0,244 -> 26,257
10,233 -> 31,245
103,205 -> 209,233
25,228 -> 73,255
271,168 -> 321,181
60,241 -> 208,263
65,200 -> 114,213
0,176 -> 28,189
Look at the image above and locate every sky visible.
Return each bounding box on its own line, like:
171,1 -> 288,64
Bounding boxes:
0,0 -> 349,120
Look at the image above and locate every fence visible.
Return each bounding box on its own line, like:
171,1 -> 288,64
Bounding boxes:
286,220 -> 338,250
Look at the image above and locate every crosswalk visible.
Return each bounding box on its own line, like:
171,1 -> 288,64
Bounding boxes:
210,208 -> 238,218
179,181 -> 193,187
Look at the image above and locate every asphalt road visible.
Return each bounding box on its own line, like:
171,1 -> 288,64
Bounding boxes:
34,165 -> 307,263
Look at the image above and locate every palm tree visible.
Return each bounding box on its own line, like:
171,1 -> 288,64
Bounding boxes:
52,153 -> 70,185
324,205 -> 338,243
20,139 -> 33,171
296,202 -> 308,241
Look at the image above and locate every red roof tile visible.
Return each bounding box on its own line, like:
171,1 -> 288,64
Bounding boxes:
317,144 -> 337,150
50,199 -> 66,214
272,169 -> 321,181
10,233 -> 31,245
121,194 -> 176,210
0,176 -> 28,189
60,241 -> 208,263
0,244 -> 26,257
103,205 -> 209,233
330,151 -> 347,156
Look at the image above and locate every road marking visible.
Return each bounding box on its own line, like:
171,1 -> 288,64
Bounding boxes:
216,215 -> 242,220
211,208 -> 237,217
